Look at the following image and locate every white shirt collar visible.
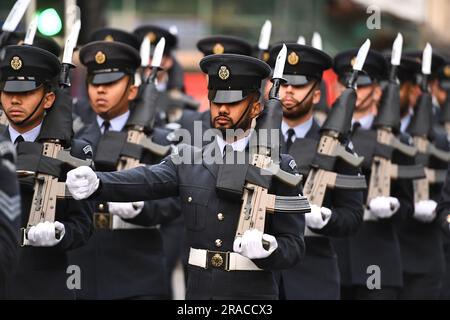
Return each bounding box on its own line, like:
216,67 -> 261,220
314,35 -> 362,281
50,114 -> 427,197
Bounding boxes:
216,132 -> 251,157
96,110 -> 130,134
156,81 -> 168,92
400,109 -> 414,133
281,117 -> 313,142
352,113 -> 374,130
8,123 -> 42,144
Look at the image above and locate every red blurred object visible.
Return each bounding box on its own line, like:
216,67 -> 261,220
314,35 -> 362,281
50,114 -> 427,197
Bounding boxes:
185,69 -> 340,111
184,72 -> 209,112
323,69 -> 338,107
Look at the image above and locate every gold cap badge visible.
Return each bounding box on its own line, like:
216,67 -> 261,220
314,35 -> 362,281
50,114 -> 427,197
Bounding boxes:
262,52 -> 270,62
288,51 -> 299,65
147,32 -> 157,43
104,35 -> 114,42
218,66 -> 230,80
213,43 -> 224,54
10,56 -> 22,70
444,65 -> 450,78
95,51 -> 106,64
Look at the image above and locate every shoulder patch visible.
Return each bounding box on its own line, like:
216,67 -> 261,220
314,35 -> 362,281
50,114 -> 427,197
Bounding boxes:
289,159 -> 297,171
83,145 -> 93,156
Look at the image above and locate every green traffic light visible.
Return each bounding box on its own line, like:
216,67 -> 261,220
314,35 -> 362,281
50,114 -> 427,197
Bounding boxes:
37,8 -> 62,36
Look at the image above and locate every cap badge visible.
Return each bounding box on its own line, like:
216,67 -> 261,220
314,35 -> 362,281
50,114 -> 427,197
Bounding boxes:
350,56 -> 356,67
104,35 -> 114,42
218,66 -> 230,80
10,56 -> 22,70
147,32 -> 157,43
95,51 -> 106,64
262,51 -> 270,62
288,51 -> 299,65
444,65 -> 450,78
213,43 -> 224,54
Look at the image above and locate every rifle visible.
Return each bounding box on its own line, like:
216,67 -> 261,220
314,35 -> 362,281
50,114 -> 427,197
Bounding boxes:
302,40 -> 370,225
366,34 -> 425,217
94,37 -> 171,229
407,43 -> 450,203
233,44 -> 310,249
0,0 -> 31,49
21,12 -> 91,245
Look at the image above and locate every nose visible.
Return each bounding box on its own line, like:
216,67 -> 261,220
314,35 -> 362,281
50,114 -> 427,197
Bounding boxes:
218,103 -> 229,114
10,94 -> 21,105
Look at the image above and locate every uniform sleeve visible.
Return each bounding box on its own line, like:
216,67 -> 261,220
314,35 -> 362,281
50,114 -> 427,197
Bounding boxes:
55,140 -> 94,251
123,197 -> 181,226
0,140 -> 20,294
310,157 -> 364,237
252,154 -> 306,270
94,156 -> 180,202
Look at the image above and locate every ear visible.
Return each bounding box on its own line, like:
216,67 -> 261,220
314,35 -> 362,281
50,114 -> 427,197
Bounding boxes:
162,55 -> 174,70
43,91 -> 56,110
127,84 -> 139,101
312,88 -> 321,104
249,99 -> 262,119
373,84 -> 383,102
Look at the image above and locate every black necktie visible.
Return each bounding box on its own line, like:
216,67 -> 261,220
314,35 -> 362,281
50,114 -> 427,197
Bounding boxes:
223,144 -> 234,163
351,121 -> 361,133
102,121 -> 111,133
285,129 -> 296,152
14,135 -> 24,145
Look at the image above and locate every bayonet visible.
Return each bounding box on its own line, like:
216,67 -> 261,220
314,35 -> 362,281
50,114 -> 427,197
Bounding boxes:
23,15 -> 37,45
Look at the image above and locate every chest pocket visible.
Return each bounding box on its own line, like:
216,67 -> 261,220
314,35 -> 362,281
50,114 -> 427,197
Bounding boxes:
180,186 -> 210,231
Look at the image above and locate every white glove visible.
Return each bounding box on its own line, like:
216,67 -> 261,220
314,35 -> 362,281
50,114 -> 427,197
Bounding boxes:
66,166 -> 99,200
108,201 -> 144,219
306,205 -> 332,230
414,200 -> 437,223
369,196 -> 400,219
233,229 -> 278,259
27,221 -> 65,247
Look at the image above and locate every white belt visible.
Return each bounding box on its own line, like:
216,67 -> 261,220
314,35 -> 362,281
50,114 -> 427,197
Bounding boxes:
363,208 -> 378,221
112,215 -> 159,230
188,248 -> 262,271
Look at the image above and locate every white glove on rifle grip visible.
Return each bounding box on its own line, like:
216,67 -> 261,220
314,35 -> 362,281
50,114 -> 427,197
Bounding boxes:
306,205 -> 332,229
369,196 -> 400,219
66,166 -> 99,200
108,201 -> 144,219
414,200 -> 437,223
27,221 -> 65,247
233,229 -> 278,259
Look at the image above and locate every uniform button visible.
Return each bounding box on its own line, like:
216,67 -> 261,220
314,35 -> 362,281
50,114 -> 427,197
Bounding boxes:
215,239 -> 222,248
217,213 -> 224,221
99,203 -> 105,211
187,196 -> 192,203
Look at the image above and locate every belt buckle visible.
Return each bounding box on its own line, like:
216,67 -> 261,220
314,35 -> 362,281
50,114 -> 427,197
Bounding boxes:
207,250 -> 229,271
93,212 -> 113,229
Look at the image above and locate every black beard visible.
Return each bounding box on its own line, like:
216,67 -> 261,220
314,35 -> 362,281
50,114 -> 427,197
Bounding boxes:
282,97 -> 314,119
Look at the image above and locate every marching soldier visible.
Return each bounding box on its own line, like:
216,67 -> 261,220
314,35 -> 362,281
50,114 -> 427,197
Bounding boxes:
0,136 -> 20,298
0,45 -> 92,299
72,27 -> 142,134
266,43 -> 364,299
68,33 -> 179,299
331,49 -> 414,299
66,53 -> 306,300
396,50 -> 448,299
